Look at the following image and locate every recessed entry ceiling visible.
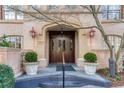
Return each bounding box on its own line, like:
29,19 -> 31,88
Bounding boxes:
47,24 -> 76,31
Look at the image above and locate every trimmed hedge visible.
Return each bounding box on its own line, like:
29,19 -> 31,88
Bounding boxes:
84,52 -> 97,63
0,64 -> 15,88
25,51 -> 38,62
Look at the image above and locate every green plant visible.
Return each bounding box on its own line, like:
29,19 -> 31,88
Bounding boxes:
115,74 -> 121,81
0,64 -> 15,88
0,35 -> 9,47
0,41 -> 9,47
25,51 -> 38,62
84,52 -> 97,63
97,68 -> 109,76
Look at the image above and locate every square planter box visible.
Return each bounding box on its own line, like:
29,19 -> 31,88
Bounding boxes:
0,47 -> 23,77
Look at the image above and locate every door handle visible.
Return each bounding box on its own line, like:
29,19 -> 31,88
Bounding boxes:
57,40 -> 61,53
63,40 -> 65,51
70,40 -> 73,51
51,40 -> 54,51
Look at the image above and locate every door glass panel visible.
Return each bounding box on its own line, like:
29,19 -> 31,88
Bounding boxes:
70,40 -> 73,51
63,40 -> 65,51
51,39 -> 54,51
58,40 -> 61,48
58,39 -> 61,52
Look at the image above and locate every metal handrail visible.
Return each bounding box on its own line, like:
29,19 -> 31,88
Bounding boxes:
62,51 -> 65,88
62,51 -> 65,64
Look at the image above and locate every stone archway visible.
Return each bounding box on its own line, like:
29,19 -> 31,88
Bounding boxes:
42,23 -> 79,64
49,31 -> 75,64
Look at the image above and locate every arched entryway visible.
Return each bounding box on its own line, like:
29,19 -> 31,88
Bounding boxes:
44,24 -> 79,64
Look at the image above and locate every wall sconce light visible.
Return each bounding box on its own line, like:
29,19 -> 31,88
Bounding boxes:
89,28 -> 96,49
89,28 -> 96,38
30,27 -> 37,38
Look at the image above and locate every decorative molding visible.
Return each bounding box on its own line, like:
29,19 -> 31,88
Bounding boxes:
0,20 -> 24,24
101,20 -> 123,24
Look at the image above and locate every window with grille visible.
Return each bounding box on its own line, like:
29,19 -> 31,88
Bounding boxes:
101,5 -> 121,20
32,5 -> 41,9
6,36 -> 23,48
65,5 -> 77,9
47,5 -> 59,11
103,36 -> 122,52
4,5 -> 23,20
0,35 -> 23,49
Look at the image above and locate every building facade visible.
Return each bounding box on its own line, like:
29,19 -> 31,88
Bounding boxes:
0,5 -> 124,73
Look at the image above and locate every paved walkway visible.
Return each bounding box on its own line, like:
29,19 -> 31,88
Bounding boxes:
16,64 -> 111,88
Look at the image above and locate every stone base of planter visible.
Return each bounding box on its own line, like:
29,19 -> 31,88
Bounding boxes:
84,62 -> 98,75
24,62 -> 39,75
76,58 -> 84,68
38,58 -> 48,68
15,71 -> 23,78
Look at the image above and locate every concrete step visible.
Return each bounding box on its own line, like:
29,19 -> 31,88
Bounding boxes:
15,74 -> 111,88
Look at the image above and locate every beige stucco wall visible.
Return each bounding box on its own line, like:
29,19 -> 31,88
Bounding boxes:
0,47 -> 22,77
0,13 -> 124,70
0,21 -> 23,36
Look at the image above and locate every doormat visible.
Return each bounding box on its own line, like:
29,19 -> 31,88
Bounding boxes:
56,65 -> 76,71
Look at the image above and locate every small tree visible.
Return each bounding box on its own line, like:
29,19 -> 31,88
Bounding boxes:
86,6 -> 124,77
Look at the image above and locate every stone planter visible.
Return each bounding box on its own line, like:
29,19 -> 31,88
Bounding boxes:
84,62 -> 98,75
38,58 -> 48,68
76,58 -> 84,68
24,62 -> 39,75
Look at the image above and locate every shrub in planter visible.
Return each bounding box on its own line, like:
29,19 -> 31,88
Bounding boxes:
83,52 -> 98,75
24,51 -> 39,75
25,51 -> 38,62
84,52 -> 97,63
0,64 -> 15,88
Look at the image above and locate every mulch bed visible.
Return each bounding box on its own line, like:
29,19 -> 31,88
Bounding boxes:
110,73 -> 124,87
97,72 -> 124,87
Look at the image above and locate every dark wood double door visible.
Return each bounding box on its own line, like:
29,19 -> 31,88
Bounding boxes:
49,31 -> 75,64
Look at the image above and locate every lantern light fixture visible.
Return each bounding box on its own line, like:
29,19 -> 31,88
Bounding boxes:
89,28 -> 96,37
30,27 -> 37,38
